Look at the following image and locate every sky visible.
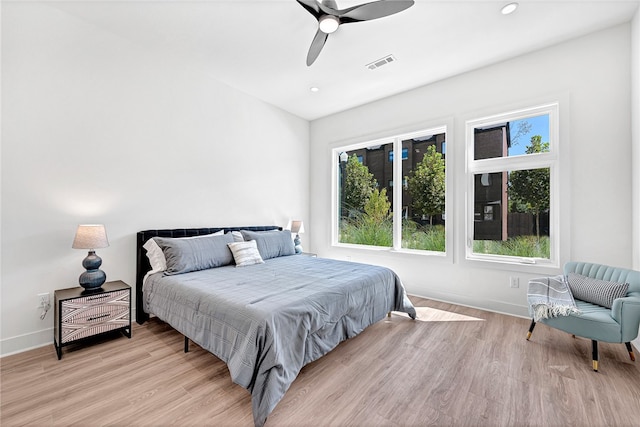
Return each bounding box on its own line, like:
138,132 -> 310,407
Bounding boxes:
509,114 -> 549,156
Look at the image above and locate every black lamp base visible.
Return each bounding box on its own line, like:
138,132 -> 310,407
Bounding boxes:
79,250 -> 107,290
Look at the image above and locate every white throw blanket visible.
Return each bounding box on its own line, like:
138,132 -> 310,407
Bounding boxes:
527,275 -> 581,321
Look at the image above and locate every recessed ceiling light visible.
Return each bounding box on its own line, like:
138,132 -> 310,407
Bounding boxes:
501,2 -> 518,15
310,87 -> 319,93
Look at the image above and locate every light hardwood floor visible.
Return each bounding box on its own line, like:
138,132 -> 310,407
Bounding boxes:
2,296 -> 639,426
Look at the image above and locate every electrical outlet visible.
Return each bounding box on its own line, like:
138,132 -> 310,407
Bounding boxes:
509,277 -> 520,288
37,292 -> 50,308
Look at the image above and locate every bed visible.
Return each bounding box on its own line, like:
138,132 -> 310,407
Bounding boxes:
136,226 -> 416,426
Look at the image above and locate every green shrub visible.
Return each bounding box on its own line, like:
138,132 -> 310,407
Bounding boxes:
340,216 -> 393,247
363,188 -> 391,224
473,236 -> 550,258
340,218 -> 446,252
402,222 -> 445,252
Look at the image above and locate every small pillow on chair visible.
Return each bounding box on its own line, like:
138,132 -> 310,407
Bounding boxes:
567,272 -> 629,309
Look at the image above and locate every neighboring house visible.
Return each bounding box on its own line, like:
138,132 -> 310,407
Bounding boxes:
473,124 -> 511,241
474,123 -> 550,241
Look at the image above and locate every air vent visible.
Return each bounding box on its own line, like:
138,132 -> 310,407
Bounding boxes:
366,54 -> 396,70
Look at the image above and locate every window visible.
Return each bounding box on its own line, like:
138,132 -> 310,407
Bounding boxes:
337,141 -> 394,248
388,148 -> 408,162
334,126 -> 448,254
466,104 -> 559,265
401,133 -> 446,251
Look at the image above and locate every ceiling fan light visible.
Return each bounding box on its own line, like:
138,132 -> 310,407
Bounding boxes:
319,15 -> 340,34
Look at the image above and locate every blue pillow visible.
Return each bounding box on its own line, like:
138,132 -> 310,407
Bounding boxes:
240,229 -> 295,260
154,232 -> 235,275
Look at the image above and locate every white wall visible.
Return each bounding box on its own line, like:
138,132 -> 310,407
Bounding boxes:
310,24 -> 634,318
632,1 -> 640,274
0,3 -> 309,356
631,8 -> 640,352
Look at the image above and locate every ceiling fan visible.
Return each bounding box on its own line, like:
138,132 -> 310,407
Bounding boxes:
296,0 -> 415,66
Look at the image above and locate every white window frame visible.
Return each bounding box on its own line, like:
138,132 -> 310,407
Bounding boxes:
465,103 -> 560,267
331,124 -> 451,258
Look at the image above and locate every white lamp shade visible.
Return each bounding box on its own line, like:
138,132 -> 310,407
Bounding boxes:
72,224 -> 109,250
290,220 -> 305,234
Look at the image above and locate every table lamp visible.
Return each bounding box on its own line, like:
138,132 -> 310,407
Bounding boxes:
72,224 -> 109,290
290,220 -> 304,254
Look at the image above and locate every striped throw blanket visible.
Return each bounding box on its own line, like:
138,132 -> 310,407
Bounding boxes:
527,275 -> 581,321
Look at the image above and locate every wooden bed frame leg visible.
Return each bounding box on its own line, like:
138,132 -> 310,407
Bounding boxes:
184,336 -> 189,353
387,312 -> 391,318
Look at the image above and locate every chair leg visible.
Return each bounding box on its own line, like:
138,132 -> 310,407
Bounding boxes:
592,340 -> 599,372
184,336 -> 189,353
526,319 -> 536,340
625,342 -> 636,362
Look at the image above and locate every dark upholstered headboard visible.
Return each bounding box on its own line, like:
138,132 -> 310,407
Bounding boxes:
135,226 -> 281,324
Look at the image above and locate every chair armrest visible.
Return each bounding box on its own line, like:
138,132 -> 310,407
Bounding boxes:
611,292 -> 640,342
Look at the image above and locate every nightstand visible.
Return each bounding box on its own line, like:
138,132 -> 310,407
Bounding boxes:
54,280 -> 131,360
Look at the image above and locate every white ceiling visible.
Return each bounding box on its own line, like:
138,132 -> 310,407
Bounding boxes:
49,0 -> 639,121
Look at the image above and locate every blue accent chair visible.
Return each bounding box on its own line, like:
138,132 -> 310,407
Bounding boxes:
526,261 -> 640,371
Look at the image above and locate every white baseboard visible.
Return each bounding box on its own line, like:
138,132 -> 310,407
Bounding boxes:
1,308 -> 138,358
408,291 -> 531,319
0,327 -> 53,358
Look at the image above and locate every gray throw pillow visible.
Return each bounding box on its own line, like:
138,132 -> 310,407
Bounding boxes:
240,229 -> 295,260
154,232 -> 234,275
567,272 -> 629,309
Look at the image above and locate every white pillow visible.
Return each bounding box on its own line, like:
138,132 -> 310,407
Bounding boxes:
183,230 -> 224,239
228,240 -> 265,267
143,230 -> 224,273
231,231 -> 244,242
143,238 -> 166,274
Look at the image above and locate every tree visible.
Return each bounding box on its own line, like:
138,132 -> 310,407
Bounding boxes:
343,154 -> 377,216
508,135 -> 550,240
363,188 -> 391,224
354,187 -> 392,247
509,120 -> 532,148
406,144 -> 445,225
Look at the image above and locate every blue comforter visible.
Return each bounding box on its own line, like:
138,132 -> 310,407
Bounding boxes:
143,255 -> 416,426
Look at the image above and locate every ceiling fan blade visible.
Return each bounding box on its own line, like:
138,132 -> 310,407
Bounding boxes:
307,29 -> 329,66
339,0 -> 414,23
296,0 -> 321,19
317,0 -> 339,15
